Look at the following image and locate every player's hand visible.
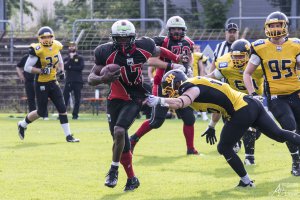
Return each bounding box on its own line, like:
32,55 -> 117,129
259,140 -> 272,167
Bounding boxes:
201,126 -> 217,145
40,67 -> 51,75
145,95 -> 162,107
57,70 -> 65,80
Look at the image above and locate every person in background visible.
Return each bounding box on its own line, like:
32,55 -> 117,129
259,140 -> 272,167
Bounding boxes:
16,53 -> 49,120
63,41 -> 85,120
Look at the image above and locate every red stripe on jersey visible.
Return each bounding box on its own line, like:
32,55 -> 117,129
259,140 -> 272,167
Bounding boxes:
136,48 -> 152,60
162,37 -> 170,49
183,36 -> 195,48
106,50 -> 118,64
108,80 -> 131,100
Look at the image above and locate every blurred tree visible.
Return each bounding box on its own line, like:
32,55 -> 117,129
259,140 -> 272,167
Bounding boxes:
6,0 -> 36,19
37,7 -> 56,29
199,0 -> 233,29
267,0 -> 291,15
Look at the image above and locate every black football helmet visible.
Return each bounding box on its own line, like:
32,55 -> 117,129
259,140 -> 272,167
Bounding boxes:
161,69 -> 188,97
264,11 -> 289,38
230,39 -> 251,68
111,20 -> 136,54
38,26 -> 55,46
166,16 -> 187,41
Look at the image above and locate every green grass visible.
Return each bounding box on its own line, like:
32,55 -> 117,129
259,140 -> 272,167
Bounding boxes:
0,113 -> 299,200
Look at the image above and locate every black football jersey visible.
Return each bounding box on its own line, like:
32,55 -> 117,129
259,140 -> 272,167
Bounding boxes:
94,37 -> 156,100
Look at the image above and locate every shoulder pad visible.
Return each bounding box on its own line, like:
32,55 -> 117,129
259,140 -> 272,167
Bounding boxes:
253,39 -> 265,47
291,38 -> 300,44
53,40 -> 63,50
30,43 -> 41,51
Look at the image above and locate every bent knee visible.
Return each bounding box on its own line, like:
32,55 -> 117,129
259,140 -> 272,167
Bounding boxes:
114,126 -> 125,139
150,119 -> 164,129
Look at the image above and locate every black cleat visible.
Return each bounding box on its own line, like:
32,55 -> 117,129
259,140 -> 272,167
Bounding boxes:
124,176 -> 140,192
66,135 -> 80,142
244,156 -> 255,166
291,162 -> 300,176
187,148 -> 199,155
17,121 -> 26,140
105,169 -> 118,188
236,180 -> 255,188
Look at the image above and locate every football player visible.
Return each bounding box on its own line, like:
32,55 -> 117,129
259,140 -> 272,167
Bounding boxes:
206,39 -> 263,165
244,11 -> 300,176
146,70 -> 300,187
130,16 -> 199,155
17,26 -> 79,143
88,20 -> 186,191
193,44 -> 209,120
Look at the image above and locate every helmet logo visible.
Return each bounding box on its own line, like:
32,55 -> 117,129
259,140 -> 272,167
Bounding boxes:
165,73 -> 175,83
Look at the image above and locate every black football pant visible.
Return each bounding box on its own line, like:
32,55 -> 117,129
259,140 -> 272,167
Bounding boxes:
217,96 -> 300,178
107,98 -> 143,153
268,90 -> 300,160
63,82 -> 83,118
35,81 -> 66,117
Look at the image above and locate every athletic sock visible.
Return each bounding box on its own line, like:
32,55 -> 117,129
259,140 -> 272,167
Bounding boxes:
135,120 -> 152,138
183,124 -> 194,150
120,152 -> 134,178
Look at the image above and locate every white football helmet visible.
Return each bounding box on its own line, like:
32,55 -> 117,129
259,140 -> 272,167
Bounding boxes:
111,20 -> 136,53
166,16 -> 187,40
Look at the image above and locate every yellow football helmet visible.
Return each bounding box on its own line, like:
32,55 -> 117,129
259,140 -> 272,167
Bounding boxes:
230,39 -> 251,68
264,11 -> 289,38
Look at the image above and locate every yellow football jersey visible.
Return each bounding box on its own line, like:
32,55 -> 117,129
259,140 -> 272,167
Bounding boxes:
252,38 -> 300,95
193,52 -> 208,77
30,40 -> 63,82
215,53 -> 264,95
179,76 -> 247,120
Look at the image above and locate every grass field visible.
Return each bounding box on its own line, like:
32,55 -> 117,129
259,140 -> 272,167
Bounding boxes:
1,113 -> 299,200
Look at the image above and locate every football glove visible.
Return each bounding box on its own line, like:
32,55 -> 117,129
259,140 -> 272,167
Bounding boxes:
172,63 -> 186,72
251,92 -> 264,103
146,95 -> 169,107
57,70 -> 65,80
40,67 -> 51,75
201,126 -> 217,145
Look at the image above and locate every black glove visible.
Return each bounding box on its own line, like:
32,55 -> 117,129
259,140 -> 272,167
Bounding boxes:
57,70 -> 65,80
201,126 -> 217,145
40,67 -> 51,75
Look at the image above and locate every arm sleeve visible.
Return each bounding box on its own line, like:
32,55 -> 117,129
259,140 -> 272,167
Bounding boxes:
297,54 -> 300,62
58,52 -> 63,65
24,55 -> 38,73
213,69 -> 224,79
249,54 -> 261,65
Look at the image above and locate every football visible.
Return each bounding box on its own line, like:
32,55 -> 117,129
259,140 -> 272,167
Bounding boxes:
99,64 -> 121,76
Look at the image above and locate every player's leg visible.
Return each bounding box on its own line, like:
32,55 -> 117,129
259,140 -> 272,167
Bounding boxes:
24,80 -> 36,112
17,82 -> 47,140
176,107 -> 198,155
72,83 -> 83,119
49,82 -> 79,142
268,97 -> 300,175
130,103 -> 169,152
242,128 -> 257,165
217,104 -> 257,187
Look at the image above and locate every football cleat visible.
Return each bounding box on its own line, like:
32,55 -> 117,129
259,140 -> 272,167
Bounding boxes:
244,156 -> 256,166
236,180 -> 255,188
66,135 -> 80,143
233,141 -> 242,153
105,169 -> 118,188
124,176 -> 140,192
17,121 -> 26,140
130,135 -> 139,153
291,162 -> 300,176
187,148 -> 199,155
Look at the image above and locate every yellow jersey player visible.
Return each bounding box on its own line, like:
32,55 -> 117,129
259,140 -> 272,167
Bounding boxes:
146,69 -> 300,188
17,26 -> 80,143
206,39 -> 263,165
192,44 -> 209,120
244,11 -> 300,176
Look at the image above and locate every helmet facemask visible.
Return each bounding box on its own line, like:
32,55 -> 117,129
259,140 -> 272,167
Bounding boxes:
112,35 -> 135,54
265,21 -> 288,38
231,51 -> 249,69
168,27 -> 186,41
37,26 -> 55,47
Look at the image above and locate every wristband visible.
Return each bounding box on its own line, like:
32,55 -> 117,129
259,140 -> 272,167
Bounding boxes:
209,119 -> 217,128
